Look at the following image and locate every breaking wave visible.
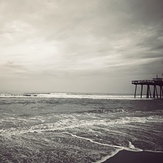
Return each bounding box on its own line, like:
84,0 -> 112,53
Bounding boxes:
0,92 -> 139,100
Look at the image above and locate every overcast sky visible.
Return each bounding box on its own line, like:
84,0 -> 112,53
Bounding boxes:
0,0 -> 163,93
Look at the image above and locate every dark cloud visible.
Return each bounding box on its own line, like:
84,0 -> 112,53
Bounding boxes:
152,45 -> 163,51
129,0 -> 163,22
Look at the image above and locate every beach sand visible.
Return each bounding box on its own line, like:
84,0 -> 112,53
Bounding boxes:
102,150 -> 163,163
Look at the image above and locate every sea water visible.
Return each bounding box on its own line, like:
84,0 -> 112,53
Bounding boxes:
0,93 -> 163,163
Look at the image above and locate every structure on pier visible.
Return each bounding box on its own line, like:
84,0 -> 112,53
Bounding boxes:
132,77 -> 163,98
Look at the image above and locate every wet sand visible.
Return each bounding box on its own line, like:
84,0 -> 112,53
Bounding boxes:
102,150 -> 163,163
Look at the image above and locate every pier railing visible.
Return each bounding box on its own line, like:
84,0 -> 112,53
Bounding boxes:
132,80 -> 163,85
132,80 -> 154,84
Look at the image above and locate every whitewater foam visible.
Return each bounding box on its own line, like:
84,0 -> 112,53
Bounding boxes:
0,92 -> 144,100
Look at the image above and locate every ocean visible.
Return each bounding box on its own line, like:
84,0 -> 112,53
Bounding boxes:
0,93 -> 163,163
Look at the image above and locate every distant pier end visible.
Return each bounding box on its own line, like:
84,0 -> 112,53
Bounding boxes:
132,77 -> 163,98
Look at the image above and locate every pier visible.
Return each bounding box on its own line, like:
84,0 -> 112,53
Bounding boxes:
132,77 -> 163,98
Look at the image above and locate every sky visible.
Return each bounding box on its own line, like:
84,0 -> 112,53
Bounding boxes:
0,0 -> 163,94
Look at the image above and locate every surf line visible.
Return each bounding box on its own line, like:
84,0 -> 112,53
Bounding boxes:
63,132 -> 142,152
63,132 -> 163,163
63,132 -> 142,163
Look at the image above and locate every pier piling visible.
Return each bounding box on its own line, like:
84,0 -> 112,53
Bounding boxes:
140,85 -> 143,98
134,84 -> 137,98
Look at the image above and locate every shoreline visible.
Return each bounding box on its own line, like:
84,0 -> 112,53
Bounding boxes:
94,149 -> 122,163
102,150 -> 163,163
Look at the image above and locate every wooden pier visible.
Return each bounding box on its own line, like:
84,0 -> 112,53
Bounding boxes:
132,78 -> 163,98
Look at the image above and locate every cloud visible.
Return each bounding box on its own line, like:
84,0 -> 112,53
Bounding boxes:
0,61 -> 28,78
0,0 -> 163,92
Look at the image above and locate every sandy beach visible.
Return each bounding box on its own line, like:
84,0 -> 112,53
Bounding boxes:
103,150 -> 163,163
